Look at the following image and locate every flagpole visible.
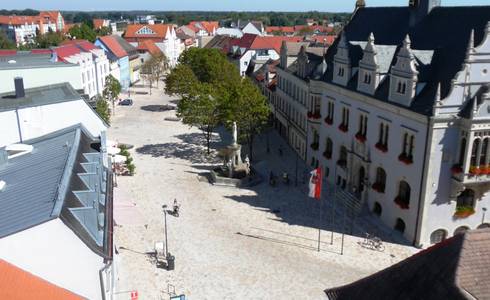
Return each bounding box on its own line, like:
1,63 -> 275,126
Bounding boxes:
318,196 -> 323,252
317,167 -> 323,252
331,165 -> 337,245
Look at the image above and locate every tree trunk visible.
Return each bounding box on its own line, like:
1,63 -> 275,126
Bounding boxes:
249,134 -> 254,162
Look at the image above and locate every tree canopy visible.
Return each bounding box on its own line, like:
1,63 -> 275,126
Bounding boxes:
0,30 -> 16,49
165,47 -> 269,158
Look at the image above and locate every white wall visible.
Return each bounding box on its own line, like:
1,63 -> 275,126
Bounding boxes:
0,99 -> 107,146
0,219 -> 105,300
0,66 -> 82,93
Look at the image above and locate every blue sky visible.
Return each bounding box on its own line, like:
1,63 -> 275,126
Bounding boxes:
2,0 -> 488,12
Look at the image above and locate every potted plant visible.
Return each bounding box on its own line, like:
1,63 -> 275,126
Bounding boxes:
324,117 -> 333,125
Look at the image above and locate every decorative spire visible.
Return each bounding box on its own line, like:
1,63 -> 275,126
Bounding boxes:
355,0 -> 366,9
403,34 -> 411,49
368,32 -> 375,44
467,29 -> 475,55
435,82 -> 442,105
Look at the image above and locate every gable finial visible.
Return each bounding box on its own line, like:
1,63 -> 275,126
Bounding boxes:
436,82 -> 442,104
368,32 -> 375,44
403,34 -> 411,48
467,29 -> 475,55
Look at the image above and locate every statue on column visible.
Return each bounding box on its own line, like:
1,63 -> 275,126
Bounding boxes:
232,121 -> 238,146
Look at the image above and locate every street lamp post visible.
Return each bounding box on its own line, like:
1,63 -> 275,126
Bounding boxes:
162,204 -> 175,270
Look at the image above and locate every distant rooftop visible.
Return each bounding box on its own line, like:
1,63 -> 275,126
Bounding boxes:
0,51 -> 76,70
0,82 -> 81,112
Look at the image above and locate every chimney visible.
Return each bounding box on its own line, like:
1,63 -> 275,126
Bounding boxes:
14,77 -> 25,98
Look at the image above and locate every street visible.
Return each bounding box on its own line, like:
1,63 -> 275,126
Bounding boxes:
110,84 -> 416,299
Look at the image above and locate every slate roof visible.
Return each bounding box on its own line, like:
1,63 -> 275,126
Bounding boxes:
0,260 -> 83,300
325,228 -> 490,300
0,83 -> 81,112
321,6 -> 490,116
0,129 -> 78,239
0,125 -> 111,257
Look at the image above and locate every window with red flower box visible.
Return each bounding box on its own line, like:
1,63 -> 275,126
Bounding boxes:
372,167 -> 386,193
394,181 -> 410,209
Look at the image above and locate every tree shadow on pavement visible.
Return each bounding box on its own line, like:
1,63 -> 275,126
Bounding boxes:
140,104 -> 175,112
135,132 -> 222,164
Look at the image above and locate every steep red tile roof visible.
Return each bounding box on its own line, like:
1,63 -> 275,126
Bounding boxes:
203,21 -> 219,34
0,260 -> 83,300
53,45 -> 81,61
250,36 -> 304,53
0,15 -> 38,26
93,19 -> 106,29
137,40 -> 162,56
61,40 -> 98,52
265,25 -> 333,34
310,35 -> 337,46
237,33 -> 259,49
98,35 -> 127,58
124,24 -> 173,39
39,11 -> 61,23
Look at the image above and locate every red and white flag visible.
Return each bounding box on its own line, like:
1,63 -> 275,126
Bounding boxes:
308,167 -> 322,199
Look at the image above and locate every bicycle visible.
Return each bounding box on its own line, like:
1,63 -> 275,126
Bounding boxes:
360,233 -> 385,252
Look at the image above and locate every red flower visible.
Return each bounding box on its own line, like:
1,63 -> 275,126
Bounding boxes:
338,124 -> 348,132
324,117 -> 333,125
398,153 -> 413,165
375,142 -> 388,153
355,133 -> 366,143
394,196 -> 409,209
372,182 -> 385,193
451,165 -> 463,175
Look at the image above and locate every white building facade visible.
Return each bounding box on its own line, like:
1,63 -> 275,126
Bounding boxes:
270,1 -> 490,247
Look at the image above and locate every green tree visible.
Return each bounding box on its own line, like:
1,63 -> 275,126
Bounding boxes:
103,75 -> 122,114
68,24 -> 96,42
0,30 -> 15,49
141,53 -> 168,94
35,31 -> 64,48
177,83 -> 223,154
228,78 -> 270,161
95,26 -> 112,37
95,95 -> 111,124
165,64 -> 199,98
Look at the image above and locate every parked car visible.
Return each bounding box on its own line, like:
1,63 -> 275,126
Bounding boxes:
119,99 -> 133,106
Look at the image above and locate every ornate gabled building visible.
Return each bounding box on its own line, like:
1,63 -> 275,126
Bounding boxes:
271,0 -> 490,246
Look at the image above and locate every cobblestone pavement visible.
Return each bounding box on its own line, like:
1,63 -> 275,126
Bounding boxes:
110,85 -> 417,300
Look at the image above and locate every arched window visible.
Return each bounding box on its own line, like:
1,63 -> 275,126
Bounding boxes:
457,189 -> 475,209
373,202 -> 382,216
471,139 -> 480,166
395,218 -> 406,233
480,138 -> 489,166
373,167 -> 386,193
454,226 -> 470,236
395,181 -> 411,209
478,223 -> 490,229
458,138 -> 467,166
338,146 -> 348,168
430,229 -> 447,244
324,138 -> 333,159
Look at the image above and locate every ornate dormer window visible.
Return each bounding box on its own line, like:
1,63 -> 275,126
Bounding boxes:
389,35 -> 419,107
333,32 -> 351,86
136,26 -> 156,35
357,33 -> 379,95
